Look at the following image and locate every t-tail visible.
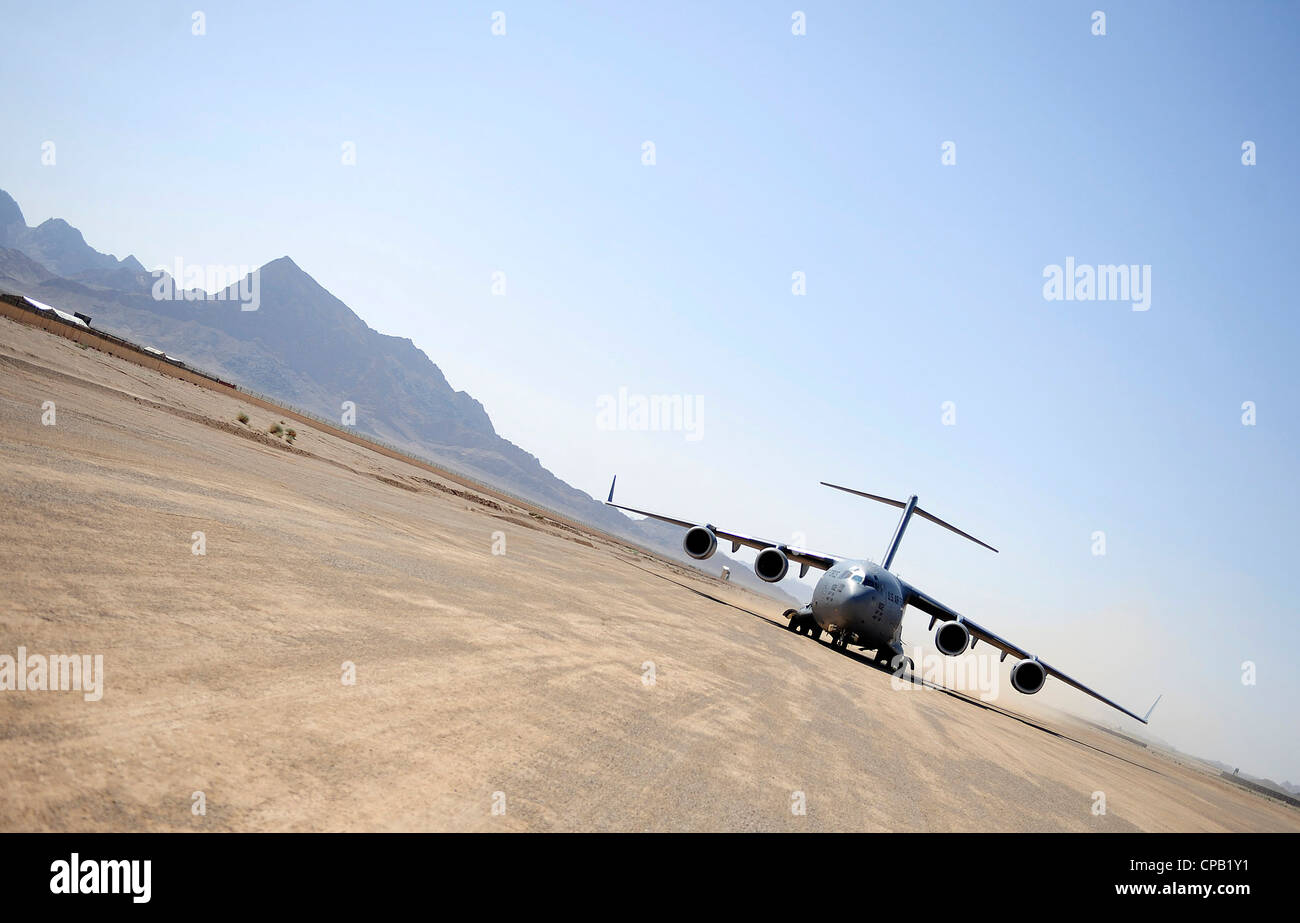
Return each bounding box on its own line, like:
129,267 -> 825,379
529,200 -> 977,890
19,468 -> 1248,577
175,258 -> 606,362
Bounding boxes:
820,482 -> 998,569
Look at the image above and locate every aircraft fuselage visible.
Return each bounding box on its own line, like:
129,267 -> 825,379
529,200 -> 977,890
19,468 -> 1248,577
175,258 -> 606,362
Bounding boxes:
810,559 -> 905,656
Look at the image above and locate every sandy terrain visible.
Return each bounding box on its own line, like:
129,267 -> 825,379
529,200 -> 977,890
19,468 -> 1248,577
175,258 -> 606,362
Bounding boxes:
1,314 -> 1296,832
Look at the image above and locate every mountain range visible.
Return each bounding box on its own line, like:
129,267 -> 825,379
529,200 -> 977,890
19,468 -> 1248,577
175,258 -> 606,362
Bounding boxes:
0,188 -> 801,606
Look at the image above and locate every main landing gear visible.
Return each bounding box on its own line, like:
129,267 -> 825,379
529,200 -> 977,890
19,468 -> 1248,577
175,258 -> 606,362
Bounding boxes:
784,609 -> 823,642
878,649 -> 915,674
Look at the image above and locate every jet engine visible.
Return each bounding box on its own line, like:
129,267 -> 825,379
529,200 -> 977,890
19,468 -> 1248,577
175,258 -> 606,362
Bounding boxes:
934,620 -> 971,657
753,547 -> 789,583
1010,659 -> 1047,695
682,526 -> 717,560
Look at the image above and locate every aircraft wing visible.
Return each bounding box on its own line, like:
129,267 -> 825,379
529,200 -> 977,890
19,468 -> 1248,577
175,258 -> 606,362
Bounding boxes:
603,479 -> 839,574
901,582 -> 1159,724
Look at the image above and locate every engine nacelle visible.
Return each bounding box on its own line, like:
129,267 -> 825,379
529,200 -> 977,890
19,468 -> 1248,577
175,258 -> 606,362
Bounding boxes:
753,547 -> 789,583
935,620 -> 971,657
1010,659 -> 1047,695
682,526 -> 717,560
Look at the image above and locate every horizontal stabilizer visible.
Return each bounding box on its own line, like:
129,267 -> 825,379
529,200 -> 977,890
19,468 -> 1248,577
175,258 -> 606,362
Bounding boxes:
913,506 -> 998,554
820,481 -> 998,559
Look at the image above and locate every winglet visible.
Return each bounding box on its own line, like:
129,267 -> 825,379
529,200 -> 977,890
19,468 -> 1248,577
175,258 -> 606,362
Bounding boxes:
606,475 -> 617,503
1142,694 -> 1163,722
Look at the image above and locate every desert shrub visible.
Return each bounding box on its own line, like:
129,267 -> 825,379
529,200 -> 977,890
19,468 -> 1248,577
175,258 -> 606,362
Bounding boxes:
237,412 -> 249,425
269,423 -> 284,436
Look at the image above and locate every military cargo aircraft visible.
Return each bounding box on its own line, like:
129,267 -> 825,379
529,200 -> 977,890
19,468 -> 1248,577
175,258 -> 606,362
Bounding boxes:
606,477 -> 1160,724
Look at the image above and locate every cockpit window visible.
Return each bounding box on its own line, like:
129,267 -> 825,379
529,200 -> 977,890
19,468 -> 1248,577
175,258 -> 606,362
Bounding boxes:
850,574 -> 863,584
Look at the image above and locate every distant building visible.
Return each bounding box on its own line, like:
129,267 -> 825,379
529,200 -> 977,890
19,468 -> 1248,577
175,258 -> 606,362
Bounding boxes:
22,296 -> 89,329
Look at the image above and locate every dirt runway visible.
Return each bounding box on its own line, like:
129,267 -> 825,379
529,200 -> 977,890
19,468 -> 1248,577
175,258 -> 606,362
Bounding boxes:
1,316 -> 1295,831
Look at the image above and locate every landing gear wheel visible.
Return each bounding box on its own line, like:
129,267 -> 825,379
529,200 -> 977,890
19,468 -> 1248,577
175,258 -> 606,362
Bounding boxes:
809,626 -> 822,642
893,656 -> 916,683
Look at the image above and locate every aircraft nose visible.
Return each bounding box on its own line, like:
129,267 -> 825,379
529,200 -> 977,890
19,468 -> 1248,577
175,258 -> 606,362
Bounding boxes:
845,580 -> 875,603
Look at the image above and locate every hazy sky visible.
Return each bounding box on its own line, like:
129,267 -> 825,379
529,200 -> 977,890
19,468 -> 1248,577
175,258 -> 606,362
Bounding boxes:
2,1 -> 1297,781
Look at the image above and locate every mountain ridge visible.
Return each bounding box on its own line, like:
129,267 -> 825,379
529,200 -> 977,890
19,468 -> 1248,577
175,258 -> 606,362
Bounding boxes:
0,188 -> 803,605
0,190 -> 141,278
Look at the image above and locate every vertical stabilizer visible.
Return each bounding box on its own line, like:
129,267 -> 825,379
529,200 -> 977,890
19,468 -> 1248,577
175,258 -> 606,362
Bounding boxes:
882,495 -> 919,569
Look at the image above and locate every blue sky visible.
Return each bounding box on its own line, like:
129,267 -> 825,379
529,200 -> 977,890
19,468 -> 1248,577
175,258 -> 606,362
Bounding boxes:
2,1 -> 1297,781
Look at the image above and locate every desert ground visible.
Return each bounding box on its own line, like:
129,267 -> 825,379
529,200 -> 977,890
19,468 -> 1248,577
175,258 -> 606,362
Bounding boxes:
1,314 -> 1296,832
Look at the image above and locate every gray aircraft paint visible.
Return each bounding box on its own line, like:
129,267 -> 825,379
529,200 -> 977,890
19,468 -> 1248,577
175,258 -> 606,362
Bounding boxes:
805,560 -> 905,659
